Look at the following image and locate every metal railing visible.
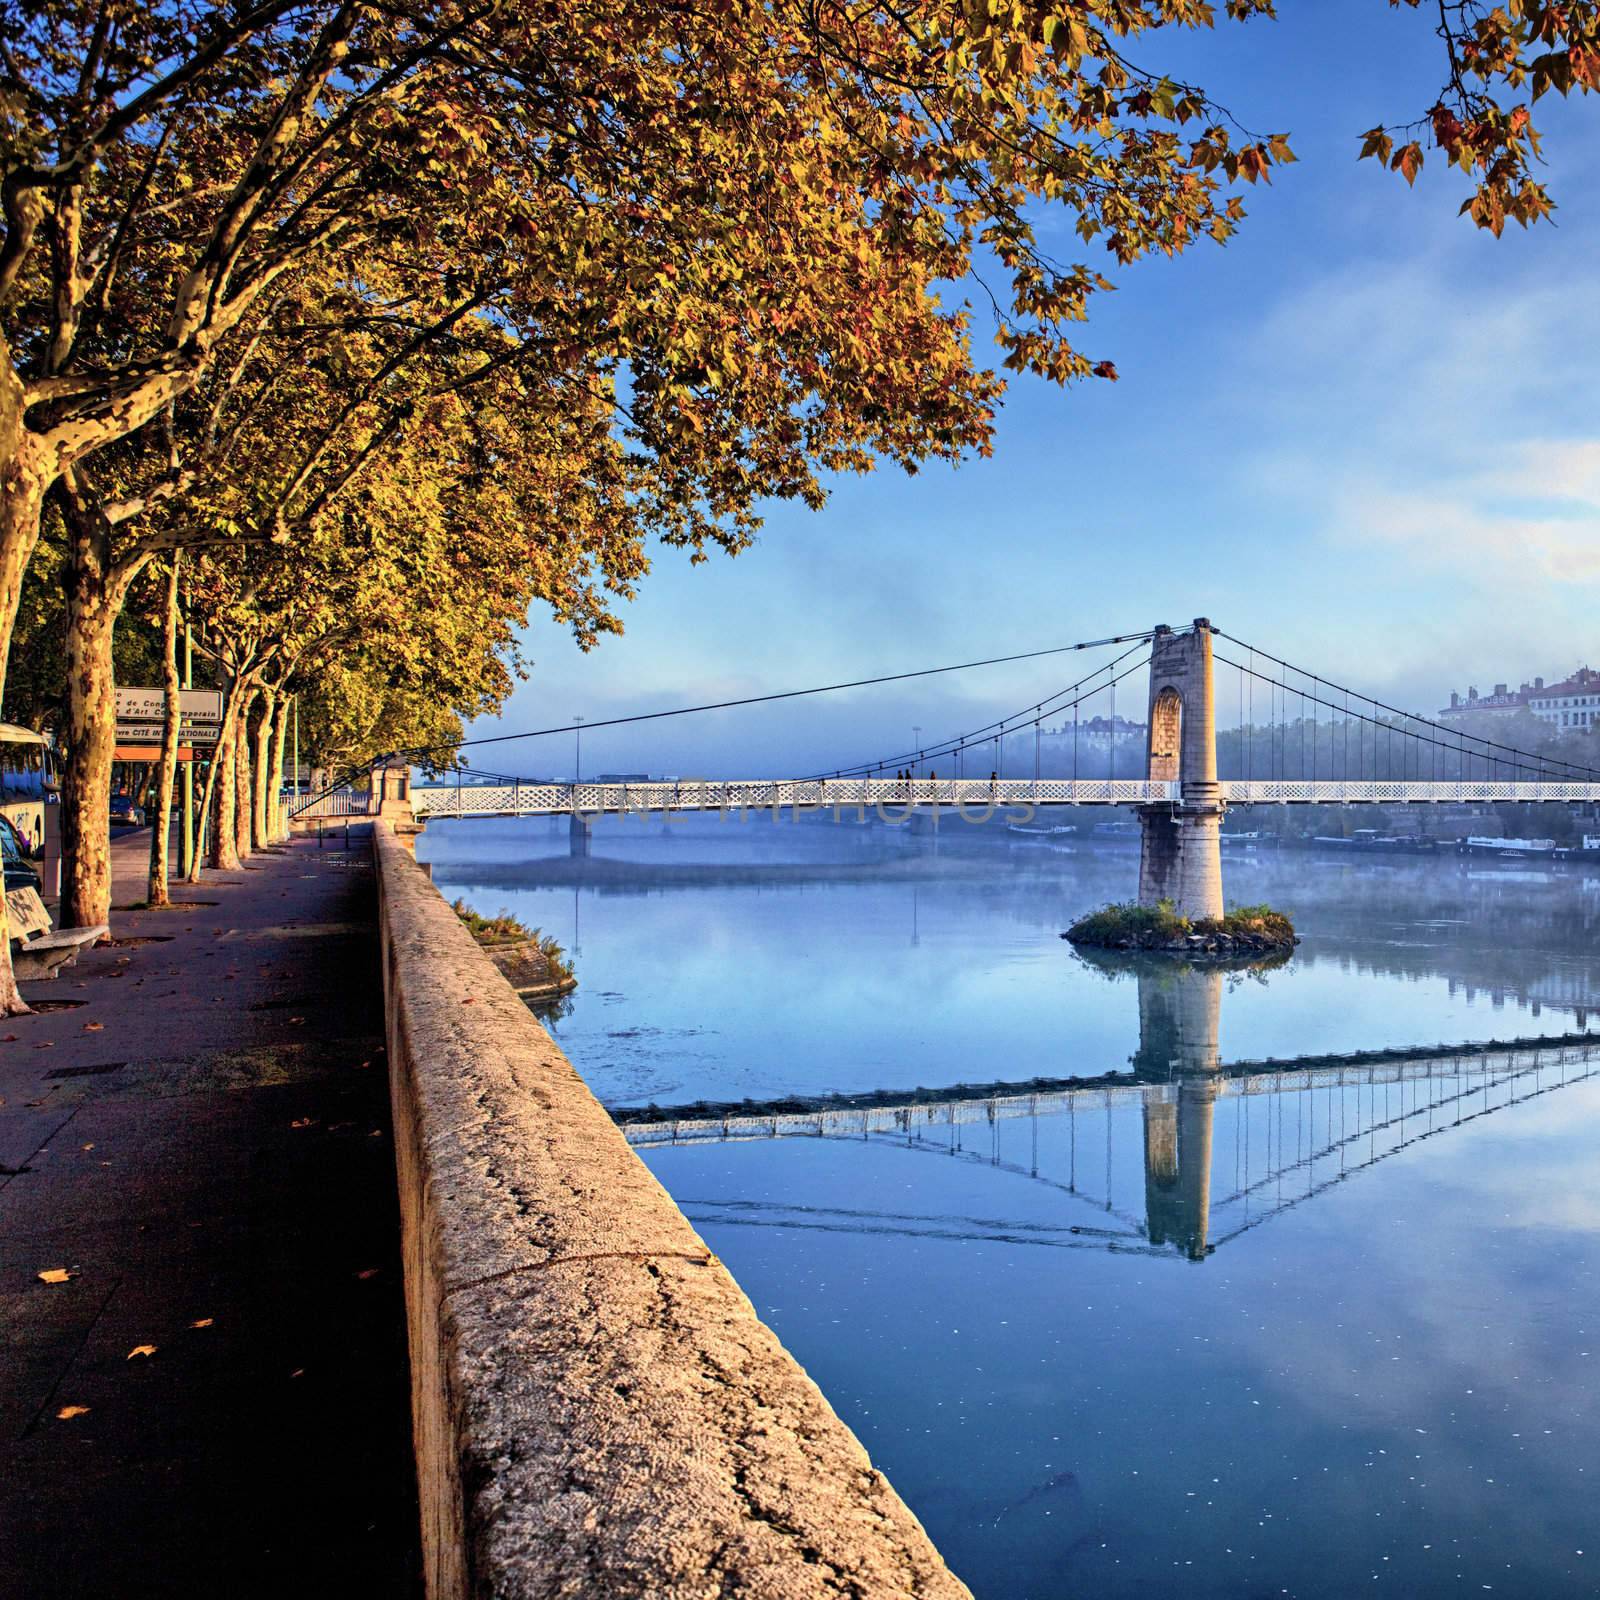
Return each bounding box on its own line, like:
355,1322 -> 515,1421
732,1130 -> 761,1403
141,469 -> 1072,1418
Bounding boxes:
408,774 -> 1600,819
1218,780 -> 1600,804
290,785 -> 370,820
410,777 -> 1179,818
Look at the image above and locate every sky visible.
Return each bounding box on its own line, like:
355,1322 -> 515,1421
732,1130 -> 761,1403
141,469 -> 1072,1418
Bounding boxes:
470,7 -> 1600,781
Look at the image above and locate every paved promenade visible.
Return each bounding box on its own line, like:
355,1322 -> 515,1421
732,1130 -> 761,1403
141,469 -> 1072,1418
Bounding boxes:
0,826 -> 419,1598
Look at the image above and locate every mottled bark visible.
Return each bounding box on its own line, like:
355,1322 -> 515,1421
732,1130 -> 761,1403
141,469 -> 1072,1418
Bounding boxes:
268,692 -> 290,842
234,685 -> 256,863
0,350 -> 46,1011
207,691 -> 242,872
59,548 -> 118,931
57,477 -> 150,931
147,555 -> 183,907
252,686 -> 275,848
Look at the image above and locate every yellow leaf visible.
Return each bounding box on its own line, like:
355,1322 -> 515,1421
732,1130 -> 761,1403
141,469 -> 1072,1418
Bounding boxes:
37,1267 -> 74,1284
190,1318 -> 215,1329
56,1405 -> 90,1420
126,1344 -> 157,1360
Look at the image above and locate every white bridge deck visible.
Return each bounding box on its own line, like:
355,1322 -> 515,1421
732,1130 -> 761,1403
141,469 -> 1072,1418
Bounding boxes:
411,776 -> 1600,819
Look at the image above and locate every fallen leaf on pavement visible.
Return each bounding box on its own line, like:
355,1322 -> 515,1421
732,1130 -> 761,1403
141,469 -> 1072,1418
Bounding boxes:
56,1405 -> 90,1420
81,1143 -> 94,1151
37,1267 -> 75,1284
1,1034 -> 16,1042
356,1268 -> 380,1280
287,1016 -> 305,1025
33,1041 -> 53,1049
190,1318 -> 214,1329
83,1022 -> 104,1032
289,1117 -> 316,1129
126,1344 -> 157,1360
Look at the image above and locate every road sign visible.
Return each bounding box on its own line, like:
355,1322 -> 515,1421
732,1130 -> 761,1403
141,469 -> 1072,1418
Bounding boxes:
114,687 -> 224,746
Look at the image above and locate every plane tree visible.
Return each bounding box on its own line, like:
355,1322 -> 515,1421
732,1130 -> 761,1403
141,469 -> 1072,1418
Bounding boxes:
0,0 -> 1593,1011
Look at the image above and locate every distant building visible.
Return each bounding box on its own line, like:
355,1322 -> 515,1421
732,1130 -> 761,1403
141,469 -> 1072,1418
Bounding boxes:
1439,681 -> 1535,721
1527,667 -> 1600,730
1047,714 -> 1147,750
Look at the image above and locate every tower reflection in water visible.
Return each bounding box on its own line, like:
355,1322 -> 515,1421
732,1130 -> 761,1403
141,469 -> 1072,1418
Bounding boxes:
1125,959 -> 1227,1260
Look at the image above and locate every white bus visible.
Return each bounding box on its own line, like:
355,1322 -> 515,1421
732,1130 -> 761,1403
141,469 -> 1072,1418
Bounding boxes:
0,724 -> 55,858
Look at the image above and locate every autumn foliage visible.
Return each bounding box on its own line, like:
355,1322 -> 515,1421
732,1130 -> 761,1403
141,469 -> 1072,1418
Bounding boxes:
0,0 -> 1592,1003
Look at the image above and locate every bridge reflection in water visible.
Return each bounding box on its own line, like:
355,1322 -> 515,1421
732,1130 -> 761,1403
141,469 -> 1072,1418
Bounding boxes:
618,957 -> 1600,1262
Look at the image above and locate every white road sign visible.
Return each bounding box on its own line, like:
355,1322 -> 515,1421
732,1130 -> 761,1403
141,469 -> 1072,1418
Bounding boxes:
115,687 -> 225,745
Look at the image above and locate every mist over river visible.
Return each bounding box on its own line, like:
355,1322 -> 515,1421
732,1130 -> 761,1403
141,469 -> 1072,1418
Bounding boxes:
419,813 -> 1600,1599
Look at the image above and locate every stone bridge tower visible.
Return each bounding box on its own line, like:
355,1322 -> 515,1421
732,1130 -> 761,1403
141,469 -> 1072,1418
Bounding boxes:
1137,621 -> 1224,921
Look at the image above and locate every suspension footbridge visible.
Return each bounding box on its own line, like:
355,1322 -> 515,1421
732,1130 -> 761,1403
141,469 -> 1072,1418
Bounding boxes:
385,619 -> 1600,919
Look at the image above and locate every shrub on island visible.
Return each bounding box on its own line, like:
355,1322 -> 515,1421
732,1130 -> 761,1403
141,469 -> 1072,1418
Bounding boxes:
1064,899 -> 1296,955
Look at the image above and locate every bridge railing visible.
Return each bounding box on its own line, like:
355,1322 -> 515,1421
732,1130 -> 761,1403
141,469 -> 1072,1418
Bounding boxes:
411,777 -> 1181,818
290,785 -> 371,820
1219,780 -> 1600,804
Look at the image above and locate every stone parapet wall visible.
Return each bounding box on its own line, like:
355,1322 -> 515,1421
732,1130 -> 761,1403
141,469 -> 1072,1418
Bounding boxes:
372,820 -> 969,1599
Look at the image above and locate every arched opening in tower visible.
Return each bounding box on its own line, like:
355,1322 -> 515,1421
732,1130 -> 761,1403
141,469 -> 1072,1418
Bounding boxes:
1149,687 -> 1183,783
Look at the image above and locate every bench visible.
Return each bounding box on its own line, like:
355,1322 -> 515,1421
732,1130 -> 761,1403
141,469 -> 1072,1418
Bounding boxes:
15,924 -> 108,980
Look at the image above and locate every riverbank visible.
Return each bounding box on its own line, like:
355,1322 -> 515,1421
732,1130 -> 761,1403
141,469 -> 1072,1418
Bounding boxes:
0,827 -> 418,1599
375,818 -> 969,1598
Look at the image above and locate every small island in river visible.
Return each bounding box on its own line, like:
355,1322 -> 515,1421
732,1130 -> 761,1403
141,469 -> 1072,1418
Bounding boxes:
1063,899 -> 1298,957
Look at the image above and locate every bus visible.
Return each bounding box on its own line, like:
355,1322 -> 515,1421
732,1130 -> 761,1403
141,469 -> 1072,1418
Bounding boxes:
0,724 -> 55,858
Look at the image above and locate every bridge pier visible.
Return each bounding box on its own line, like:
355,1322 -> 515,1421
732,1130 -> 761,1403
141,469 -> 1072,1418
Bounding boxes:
1137,620 -> 1224,921
569,812 -> 594,857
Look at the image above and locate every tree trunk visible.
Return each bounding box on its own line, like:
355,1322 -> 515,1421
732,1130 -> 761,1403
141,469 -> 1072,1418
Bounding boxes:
59,545 -> 120,931
147,555 -> 183,907
252,686 -> 275,849
188,751 -> 219,881
268,692 -> 291,842
0,366 -> 48,1011
234,686 -> 256,863
207,689 -> 242,871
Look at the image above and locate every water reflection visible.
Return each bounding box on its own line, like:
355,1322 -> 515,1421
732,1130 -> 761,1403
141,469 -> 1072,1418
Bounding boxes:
624,952 -> 1600,1268
418,816 -> 1600,1109
419,818 -> 1600,1596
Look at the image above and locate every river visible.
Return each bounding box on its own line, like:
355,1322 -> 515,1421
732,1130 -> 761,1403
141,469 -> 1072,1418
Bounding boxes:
418,813 -> 1600,1599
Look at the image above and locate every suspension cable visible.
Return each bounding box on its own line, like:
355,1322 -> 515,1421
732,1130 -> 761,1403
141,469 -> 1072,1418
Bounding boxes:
813,639 -> 1152,781
1214,626 -> 1600,780
1215,650 -> 1589,780
388,629 -> 1159,769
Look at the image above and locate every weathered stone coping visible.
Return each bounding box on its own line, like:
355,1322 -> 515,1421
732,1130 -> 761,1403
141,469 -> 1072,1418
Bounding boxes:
373,820 -> 969,1599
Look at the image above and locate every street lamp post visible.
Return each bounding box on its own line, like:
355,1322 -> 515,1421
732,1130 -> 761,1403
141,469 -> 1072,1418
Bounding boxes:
573,715 -> 584,784
912,726 -> 922,779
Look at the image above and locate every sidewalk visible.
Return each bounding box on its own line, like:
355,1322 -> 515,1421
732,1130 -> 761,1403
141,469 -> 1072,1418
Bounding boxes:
0,826 -> 420,1598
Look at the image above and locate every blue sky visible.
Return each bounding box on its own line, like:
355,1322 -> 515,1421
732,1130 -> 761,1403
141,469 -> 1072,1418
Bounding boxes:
477,8 -> 1600,780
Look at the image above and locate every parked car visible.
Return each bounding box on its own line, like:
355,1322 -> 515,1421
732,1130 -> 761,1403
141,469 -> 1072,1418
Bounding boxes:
109,792 -> 145,828
0,813 -> 42,896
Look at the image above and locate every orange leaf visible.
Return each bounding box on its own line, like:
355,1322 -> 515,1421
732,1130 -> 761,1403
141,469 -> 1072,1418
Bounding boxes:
37,1267 -> 75,1284
126,1344 -> 157,1360
56,1405 -> 90,1420
190,1318 -> 215,1329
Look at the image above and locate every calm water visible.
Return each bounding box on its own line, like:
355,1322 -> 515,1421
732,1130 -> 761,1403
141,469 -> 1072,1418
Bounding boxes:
420,814 -> 1600,1598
